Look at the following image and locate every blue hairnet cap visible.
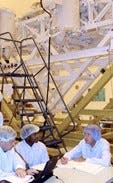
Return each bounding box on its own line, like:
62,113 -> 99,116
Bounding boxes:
84,124 -> 101,141
0,125 -> 17,142
20,124 -> 40,139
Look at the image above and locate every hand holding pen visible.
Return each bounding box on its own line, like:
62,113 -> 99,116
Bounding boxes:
61,156 -> 69,164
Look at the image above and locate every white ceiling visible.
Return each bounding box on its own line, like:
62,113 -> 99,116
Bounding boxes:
0,0 -> 38,17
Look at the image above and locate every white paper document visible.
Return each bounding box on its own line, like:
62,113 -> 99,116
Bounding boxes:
57,161 -> 105,175
31,163 -> 46,171
0,173 -> 34,183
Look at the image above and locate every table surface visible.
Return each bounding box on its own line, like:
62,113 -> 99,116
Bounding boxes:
44,166 -> 113,183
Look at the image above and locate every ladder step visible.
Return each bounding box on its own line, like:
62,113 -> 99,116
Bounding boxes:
14,98 -> 43,103
12,85 -> 38,89
40,125 -> 54,131
44,139 -> 63,147
0,72 -> 32,77
17,112 -> 39,117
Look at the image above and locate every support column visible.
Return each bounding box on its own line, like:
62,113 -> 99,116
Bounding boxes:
56,0 -> 80,30
0,8 -> 16,35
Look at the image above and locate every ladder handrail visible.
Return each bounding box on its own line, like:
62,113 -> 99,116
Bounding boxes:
21,37 -> 76,137
0,32 -> 74,153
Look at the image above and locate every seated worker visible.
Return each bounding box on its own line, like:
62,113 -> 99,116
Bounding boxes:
0,125 -> 26,179
16,124 -> 49,175
61,124 -> 111,167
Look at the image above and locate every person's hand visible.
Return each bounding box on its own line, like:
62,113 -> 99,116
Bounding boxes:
27,168 -> 39,175
61,157 -> 69,164
15,168 -> 26,178
75,156 -> 86,162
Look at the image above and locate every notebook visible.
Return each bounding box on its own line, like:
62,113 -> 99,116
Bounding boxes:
0,174 -> 34,183
33,156 -> 59,183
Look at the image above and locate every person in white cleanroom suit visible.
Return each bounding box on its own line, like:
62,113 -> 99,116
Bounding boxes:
61,124 -> 111,167
16,124 -> 49,175
0,126 -> 26,180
